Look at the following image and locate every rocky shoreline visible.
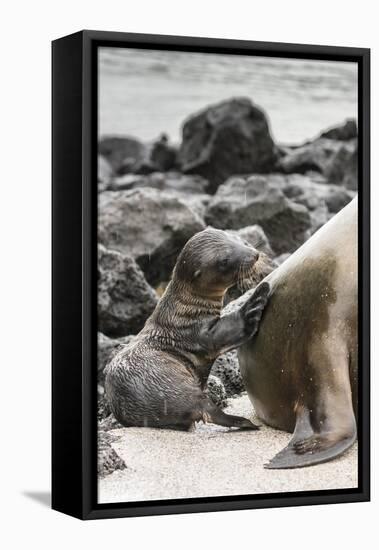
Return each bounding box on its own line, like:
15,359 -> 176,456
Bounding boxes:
97,97 -> 357,478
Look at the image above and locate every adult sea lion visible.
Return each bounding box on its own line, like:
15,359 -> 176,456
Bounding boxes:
238,198 -> 358,468
105,228 -> 271,431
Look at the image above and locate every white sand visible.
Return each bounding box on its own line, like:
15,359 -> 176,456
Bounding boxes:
98,394 -> 358,504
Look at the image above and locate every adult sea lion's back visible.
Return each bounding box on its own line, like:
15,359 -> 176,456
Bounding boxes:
239,198 -> 358,468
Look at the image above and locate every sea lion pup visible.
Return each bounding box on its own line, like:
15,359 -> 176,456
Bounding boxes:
238,198 -> 358,468
105,228 -> 271,431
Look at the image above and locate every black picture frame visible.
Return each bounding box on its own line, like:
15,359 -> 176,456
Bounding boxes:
52,30 -> 370,520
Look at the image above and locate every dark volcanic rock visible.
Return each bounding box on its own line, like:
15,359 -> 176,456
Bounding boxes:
320,119 -> 357,141
325,140 -> 358,190
279,135 -> 358,191
98,431 -> 126,478
211,350 -> 245,397
285,178 -> 354,213
206,175 -> 286,229
282,173 -> 355,232
99,414 -> 123,432
117,135 -> 178,175
98,245 -> 158,337
150,134 -> 178,171
98,188 -> 205,285
205,175 -> 311,254
248,199 -> 311,253
306,203 -> 330,234
279,138 -> 342,175
323,186 -> 355,213
125,159 -> 157,175
206,375 -> 227,408
275,252 -> 291,265
98,332 -> 136,381
179,97 -> 279,193
98,136 -> 147,173
98,385 -> 111,421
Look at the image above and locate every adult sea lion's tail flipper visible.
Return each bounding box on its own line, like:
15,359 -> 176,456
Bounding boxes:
264,399 -> 357,469
265,337 -> 357,469
264,405 -> 356,469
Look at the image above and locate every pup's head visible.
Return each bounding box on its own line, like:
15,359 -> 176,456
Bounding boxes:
174,227 -> 261,298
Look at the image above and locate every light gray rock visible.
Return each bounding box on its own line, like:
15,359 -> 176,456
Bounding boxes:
279,136 -> 357,192
98,245 -> 158,337
98,135 -> 147,173
184,194 -> 211,222
179,97 -> 279,193
206,175 -> 286,229
108,171 -> 209,195
98,188 -> 205,285
98,155 -> 113,190
227,225 -> 274,256
279,138 -> 343,175
109,172 -> 211,222
205,175 -> 311,254
282,173 -> 355,233
282,173 -> 353,210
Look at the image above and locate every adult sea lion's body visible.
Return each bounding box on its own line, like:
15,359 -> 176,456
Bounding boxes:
239,198 -> 358,468
105,228 -> 271,431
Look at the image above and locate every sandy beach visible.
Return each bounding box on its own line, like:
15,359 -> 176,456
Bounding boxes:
98,394 -> 358,504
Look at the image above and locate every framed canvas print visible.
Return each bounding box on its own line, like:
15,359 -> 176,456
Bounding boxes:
52,30 -> 370,520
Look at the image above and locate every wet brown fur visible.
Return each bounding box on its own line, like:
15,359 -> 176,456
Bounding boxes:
105,227 -> 272,431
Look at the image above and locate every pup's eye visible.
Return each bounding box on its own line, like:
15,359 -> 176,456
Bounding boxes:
218,258 -> 229,269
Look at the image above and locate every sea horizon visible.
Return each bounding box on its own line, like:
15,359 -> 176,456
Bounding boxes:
99,47 -> 358,146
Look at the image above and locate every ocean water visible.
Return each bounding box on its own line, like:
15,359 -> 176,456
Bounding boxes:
98,47 -> 358,145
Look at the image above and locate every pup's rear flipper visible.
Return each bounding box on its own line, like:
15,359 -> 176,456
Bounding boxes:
203,399 -> 260,430
265,405 -> 356,469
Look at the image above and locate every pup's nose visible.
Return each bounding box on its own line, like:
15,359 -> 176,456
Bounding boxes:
245,246 -> 259,263
241,240 -> 259,263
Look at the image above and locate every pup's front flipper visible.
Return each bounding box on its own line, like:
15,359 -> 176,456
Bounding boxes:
198,282 -> 271,355
241,281 -> 271,339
